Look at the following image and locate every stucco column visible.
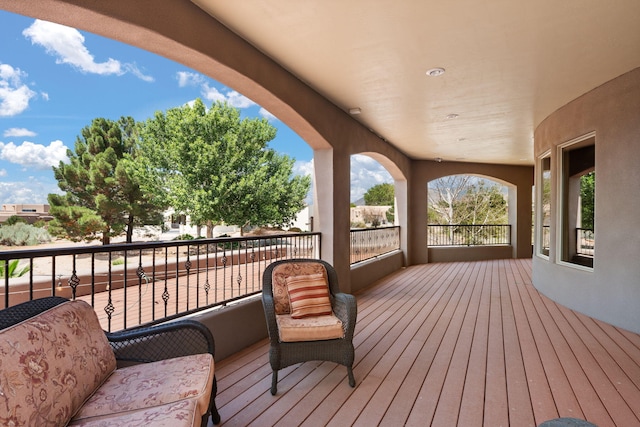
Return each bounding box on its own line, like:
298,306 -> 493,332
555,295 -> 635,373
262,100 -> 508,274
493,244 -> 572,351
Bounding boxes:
313,148 -> 352,292
514,176 -> 534,258
407,161 -> 429,265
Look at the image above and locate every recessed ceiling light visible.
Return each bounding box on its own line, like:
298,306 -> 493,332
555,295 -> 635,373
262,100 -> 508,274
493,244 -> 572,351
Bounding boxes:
426,67 -> 445,77
446,113 -> 459,120
349,107 -> 361,115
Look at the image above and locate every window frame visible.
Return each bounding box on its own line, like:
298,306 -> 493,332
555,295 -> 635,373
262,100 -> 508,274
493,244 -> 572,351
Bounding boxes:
555,131 -> 595,271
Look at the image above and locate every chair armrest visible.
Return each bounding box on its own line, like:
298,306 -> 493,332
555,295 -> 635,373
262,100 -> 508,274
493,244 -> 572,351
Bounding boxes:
333,293 -> 357,340
261,293 -> 281,345
105,319 -> 215,364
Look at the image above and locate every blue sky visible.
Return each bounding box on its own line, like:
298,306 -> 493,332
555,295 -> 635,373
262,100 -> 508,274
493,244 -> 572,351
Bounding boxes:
0,10 -> 391,205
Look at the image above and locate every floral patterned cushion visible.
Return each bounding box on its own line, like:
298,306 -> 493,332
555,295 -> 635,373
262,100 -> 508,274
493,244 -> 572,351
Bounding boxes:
0,300 -> 116,427
71,353 -> 214,423
68,399 -> 198,427
271,262 -> 329,315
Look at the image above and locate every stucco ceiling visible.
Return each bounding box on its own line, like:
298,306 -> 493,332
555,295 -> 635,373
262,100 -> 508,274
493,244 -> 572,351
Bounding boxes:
192,0 -> 640,165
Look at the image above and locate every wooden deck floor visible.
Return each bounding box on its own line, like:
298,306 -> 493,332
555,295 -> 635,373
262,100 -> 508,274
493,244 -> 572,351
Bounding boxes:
212,259 -> 640,427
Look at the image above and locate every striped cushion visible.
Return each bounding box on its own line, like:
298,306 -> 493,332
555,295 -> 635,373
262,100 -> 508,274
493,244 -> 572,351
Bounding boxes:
286,273 -> 332,318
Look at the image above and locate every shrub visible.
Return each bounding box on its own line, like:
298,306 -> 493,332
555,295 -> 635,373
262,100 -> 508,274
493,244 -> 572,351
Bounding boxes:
32,220 -> 47,228
4,215 -> 27,226
0,223 -> 52,246
174,233 -> 194,240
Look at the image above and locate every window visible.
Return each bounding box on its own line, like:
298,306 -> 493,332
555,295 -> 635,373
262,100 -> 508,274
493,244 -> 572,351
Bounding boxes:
537,154 -> 551,257
558,133 -> 595,268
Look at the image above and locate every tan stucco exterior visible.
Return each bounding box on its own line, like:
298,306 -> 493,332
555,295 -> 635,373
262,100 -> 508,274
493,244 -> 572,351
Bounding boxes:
533,67 -> 640,333
2,2 -> 635,357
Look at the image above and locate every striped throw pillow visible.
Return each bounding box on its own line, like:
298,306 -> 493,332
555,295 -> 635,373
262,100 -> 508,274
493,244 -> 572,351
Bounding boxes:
286,273 -> 333,319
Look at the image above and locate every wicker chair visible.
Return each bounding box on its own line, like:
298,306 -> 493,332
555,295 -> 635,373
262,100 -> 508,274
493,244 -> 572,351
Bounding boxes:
262,259 -> 357,395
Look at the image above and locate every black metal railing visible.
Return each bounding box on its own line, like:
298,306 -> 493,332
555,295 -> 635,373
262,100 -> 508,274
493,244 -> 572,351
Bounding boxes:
576,228 -> 594,256
428,224 -> 511,246
350,226 -> 401,264
0,233 -> 320,331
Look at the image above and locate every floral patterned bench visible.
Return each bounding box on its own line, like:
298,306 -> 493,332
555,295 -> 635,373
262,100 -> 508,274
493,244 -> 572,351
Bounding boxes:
0,297 -> 220,426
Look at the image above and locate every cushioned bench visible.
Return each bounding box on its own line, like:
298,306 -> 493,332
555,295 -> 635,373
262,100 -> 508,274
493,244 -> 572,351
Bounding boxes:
0,297 -> 220,426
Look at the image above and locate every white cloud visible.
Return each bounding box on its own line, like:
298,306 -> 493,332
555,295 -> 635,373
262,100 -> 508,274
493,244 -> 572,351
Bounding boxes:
23,20 -> 154,82
0,140 -> 69,169
176,71 -> 204,87
0,169 -> 6,177
293,156 -> 393,204
225,90 -> 255,109
41,91 -> 49,101
124,63 -> 154,82
0,63 -> 37,116
294,159 -> 313,177
350,155 -> 393,203
4,128 -> 37,138
198,82 -> 257,109
259,107 -> 277,121
0,177 -> 61,204
293,159 -> 314,204
201,84 -> 227,103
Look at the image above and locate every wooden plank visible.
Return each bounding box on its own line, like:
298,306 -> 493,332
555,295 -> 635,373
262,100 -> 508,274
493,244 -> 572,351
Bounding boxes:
540,292 -> 639,426
430,261 -> 485,427
346,265 -> 470,426
458,260 -> 492,427
483,260 -> 509,427
505,259 -> 557,425
322,263 -> 469,427
379,262 -> 471,426
210,260 -> 640,427
403,262 -> 479,426
526,287 -> 614,425
500,259 -> 536,427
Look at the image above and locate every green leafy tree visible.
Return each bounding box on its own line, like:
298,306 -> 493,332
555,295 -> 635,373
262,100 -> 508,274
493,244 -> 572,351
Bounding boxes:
364,183 -> 395,224
49,117 -> 167,244
364,183 -> 394,206
580,171 -> 595,230
141,99 -> 310,236
428,175 -> 508,244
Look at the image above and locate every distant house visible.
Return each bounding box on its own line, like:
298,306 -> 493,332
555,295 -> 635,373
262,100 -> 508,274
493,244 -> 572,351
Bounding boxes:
0,204 -> 54,224
350,206 -> 392,228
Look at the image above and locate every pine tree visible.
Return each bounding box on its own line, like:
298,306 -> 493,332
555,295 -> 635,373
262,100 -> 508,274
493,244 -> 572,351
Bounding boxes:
48,117 -> 166,244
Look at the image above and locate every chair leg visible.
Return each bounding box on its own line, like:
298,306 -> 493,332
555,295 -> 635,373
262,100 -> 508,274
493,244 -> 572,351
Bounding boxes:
347,367 -> 355,387
271,370 -> 278,395
211,403 -> 221,425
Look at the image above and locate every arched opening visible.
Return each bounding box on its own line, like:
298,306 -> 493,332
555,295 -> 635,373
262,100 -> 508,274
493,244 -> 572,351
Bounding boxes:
0,10 -> 316,241
426,173 -> 518,262
348,154 -> 399,265
428,175 -> 510,246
